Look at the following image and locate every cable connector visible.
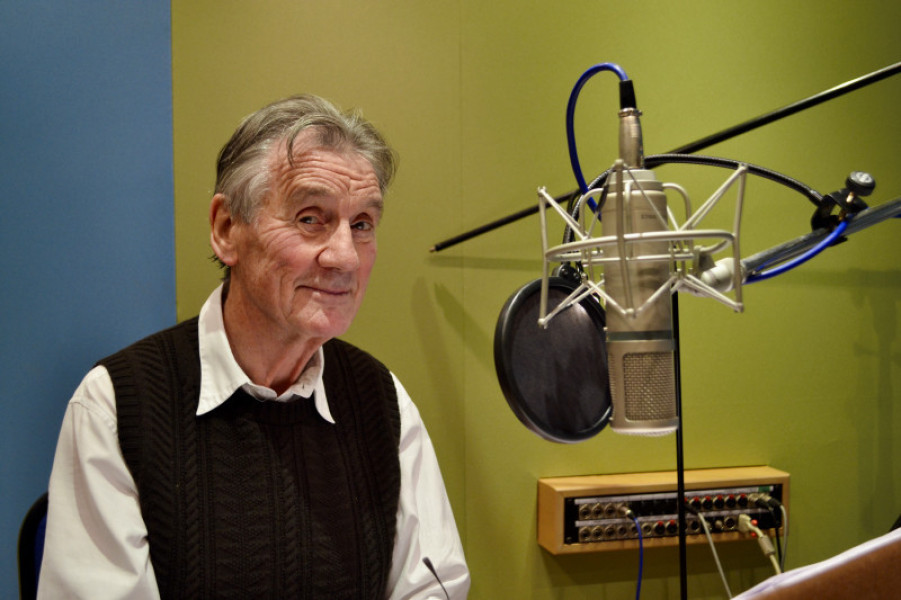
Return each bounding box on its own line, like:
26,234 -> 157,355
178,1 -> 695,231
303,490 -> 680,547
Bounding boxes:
618,108 -> 644,169
739,514 -> 782,574
617,77 -> 643,168
755,528 -> 777,557
754,494 -> 780,510
754,495 -> 783,529
619,79 -> 637,110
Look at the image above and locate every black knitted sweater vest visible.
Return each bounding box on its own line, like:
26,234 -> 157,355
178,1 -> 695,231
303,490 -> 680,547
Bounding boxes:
99,317 -> 401,599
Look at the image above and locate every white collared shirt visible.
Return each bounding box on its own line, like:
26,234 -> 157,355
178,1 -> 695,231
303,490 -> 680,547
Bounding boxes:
38,285 -> 470,599
195,282 -> 335,421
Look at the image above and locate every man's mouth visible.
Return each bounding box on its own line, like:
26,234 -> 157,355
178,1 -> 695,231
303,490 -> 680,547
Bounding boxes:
302,284 -> 352,297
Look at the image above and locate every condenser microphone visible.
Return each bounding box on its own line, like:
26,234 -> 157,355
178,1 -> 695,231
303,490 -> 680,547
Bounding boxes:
602,98 -> 678,436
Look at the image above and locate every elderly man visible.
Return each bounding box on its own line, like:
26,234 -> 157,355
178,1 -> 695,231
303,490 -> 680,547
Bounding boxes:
39,95 -> 469,599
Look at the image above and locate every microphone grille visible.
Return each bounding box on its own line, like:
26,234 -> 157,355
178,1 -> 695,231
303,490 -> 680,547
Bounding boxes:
623,351 -> 676,421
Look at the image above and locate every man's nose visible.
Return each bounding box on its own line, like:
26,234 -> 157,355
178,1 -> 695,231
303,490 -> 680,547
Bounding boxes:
319,222 -> 360,271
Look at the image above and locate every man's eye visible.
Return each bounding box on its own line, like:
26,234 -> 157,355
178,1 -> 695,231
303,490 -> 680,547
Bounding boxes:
298,215 -> 321,225
353,221 -> 374,231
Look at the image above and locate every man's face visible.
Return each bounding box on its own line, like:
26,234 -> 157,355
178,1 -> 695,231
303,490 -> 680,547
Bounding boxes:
227,131 -> 383,346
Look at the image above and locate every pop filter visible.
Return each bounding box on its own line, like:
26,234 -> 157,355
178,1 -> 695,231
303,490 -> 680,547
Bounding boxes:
494,276 -> 611,443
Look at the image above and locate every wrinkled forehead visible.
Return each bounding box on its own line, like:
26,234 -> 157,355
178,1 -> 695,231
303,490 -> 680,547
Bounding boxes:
262,132 -> 383,210
270,129 -> 378,183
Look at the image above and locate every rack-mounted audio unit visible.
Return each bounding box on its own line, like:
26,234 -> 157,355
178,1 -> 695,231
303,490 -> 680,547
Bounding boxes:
538,466 -> 789,554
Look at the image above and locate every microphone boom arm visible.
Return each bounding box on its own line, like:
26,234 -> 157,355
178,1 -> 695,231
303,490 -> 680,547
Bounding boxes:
740,197 -> 901,281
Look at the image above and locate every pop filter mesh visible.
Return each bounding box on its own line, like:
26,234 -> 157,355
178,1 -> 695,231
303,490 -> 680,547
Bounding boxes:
494,278 -> 611,443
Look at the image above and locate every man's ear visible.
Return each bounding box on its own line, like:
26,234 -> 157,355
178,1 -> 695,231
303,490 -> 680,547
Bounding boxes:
210,193 -> 240,268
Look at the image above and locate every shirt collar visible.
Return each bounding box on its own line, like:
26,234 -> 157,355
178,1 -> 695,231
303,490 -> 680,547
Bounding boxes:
196,283 -> 335,423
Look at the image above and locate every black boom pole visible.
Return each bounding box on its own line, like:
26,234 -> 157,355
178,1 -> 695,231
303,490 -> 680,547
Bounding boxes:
428,61 -> 901,253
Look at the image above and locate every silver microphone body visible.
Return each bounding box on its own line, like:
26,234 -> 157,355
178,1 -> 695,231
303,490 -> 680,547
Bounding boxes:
601,168 -> 678,435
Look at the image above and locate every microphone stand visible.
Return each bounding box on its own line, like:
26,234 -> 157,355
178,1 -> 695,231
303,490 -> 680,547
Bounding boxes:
673,292 -> 688,600
428,61 -> 901,253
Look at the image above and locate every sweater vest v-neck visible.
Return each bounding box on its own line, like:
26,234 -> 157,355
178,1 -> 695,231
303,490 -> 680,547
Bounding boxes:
100,317 -> 401,599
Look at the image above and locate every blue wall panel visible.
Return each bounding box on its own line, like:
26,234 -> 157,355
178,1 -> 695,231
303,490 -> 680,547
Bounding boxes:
0,3 -> 174,596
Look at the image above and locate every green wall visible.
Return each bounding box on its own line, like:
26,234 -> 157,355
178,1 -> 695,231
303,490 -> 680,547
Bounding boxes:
172,2 -> 901,598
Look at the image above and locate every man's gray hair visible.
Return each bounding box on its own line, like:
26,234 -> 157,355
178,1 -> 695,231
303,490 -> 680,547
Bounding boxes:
214,94 -> 398,223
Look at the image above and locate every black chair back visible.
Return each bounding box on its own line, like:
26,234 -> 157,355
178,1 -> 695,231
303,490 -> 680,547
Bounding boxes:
18,493 -> 48,600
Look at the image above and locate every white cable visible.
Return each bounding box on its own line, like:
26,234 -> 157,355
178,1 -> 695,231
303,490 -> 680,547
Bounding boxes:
696,512 -> 733,598
739,514 -> 782,575
768,553 -> 782,575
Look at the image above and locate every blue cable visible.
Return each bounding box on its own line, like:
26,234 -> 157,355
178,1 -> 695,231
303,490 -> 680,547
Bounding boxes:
565,63 -> 629,208
746,219 -> 850,283
632,515 -> 643,600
